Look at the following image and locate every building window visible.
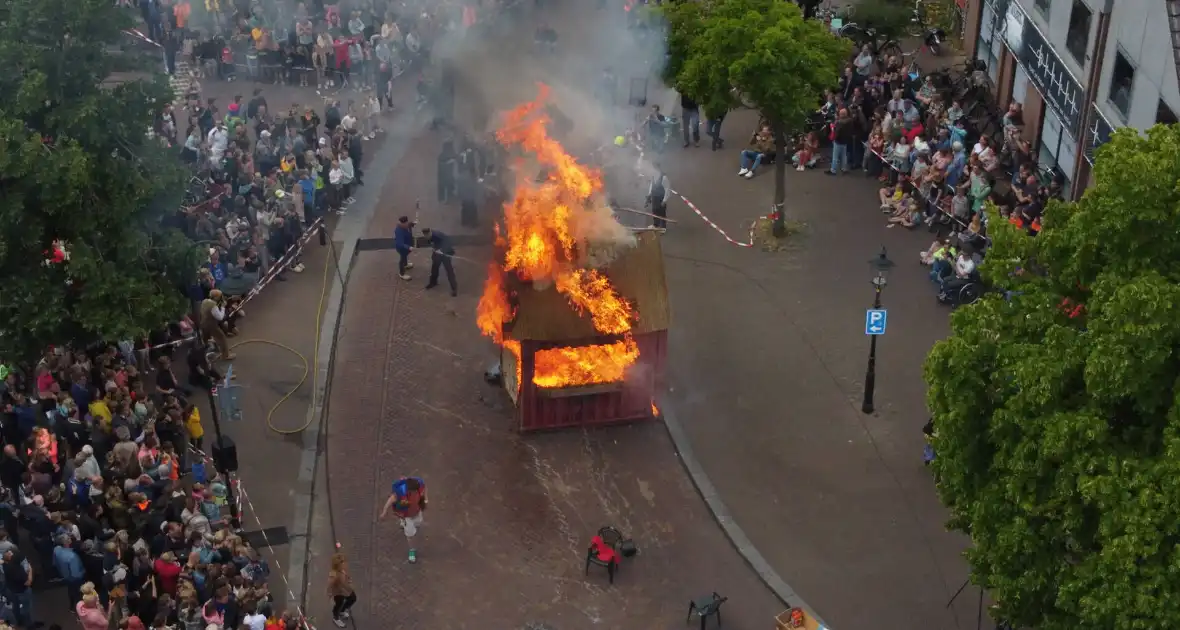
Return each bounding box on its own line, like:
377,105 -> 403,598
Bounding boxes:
1034,0 -> 1051,16
1107,51 -> 1135,120
975,0 -> 1003,83
1038,107 -> 1076,190
1065,0 -> 1093,65
1011,64 -> 1029,105
1158,100 -> 1179,125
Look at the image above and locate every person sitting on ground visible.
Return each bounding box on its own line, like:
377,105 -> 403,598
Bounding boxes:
791,132 -> 820,171
888,195 -> 923,228
920,237 -> 954,266
738,125 -> 774,179
878,182 -> 906,212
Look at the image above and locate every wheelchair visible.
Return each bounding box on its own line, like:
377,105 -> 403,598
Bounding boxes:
936,272 -> 984,307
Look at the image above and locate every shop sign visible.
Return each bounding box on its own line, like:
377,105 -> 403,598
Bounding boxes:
1004,3 -> 1085,136
1084,105 -> 1116,164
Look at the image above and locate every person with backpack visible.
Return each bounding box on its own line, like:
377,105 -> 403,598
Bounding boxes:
379,476 -> 427,563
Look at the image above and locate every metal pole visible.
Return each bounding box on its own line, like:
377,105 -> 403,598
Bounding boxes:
977,587 -> 984,630
861,284 -> 882,414
206,385 -> 241,529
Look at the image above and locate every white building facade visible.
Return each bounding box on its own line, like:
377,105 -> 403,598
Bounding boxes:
962,0 -> 1180,197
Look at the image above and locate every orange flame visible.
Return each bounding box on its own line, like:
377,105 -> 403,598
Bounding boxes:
533,339 -> 640,388
477,85 -> 640,390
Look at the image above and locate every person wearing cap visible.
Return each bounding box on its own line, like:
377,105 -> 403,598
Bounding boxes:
420,228 -> 457,296
198,290 -> 235,361
394,217 -> 415,281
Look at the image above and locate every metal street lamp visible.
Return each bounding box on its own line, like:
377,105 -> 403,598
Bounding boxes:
862,247 -> 894,415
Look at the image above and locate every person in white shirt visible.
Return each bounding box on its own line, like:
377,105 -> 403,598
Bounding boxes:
242,603 -> 268,630
367,95 -> 382,139
206,122 -> 228,166
329,160 -> 346,213
954,251 -> 976,278
339,154 -> 356,204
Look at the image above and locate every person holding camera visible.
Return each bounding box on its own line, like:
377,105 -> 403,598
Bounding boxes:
198,290 -> 235,362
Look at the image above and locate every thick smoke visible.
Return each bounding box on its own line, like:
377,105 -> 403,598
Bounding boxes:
430,1 -> 673,263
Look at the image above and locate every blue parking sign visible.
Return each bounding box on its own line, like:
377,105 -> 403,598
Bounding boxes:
865,309 -> 888,335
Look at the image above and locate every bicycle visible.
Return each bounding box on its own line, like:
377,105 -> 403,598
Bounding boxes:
838,0 -> 945,62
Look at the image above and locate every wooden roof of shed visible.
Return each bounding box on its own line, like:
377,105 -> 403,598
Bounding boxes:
506,232 -> 670,342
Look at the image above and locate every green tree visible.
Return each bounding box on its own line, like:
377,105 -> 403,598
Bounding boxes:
0,0 -> 200,365
662,0 -> 848,236
925,124 -> 1180,630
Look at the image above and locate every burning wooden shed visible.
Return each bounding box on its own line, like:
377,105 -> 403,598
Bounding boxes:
476,84 -> 669,432
496,232 -> 669,432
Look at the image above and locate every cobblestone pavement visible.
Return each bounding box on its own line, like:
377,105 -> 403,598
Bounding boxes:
317,248 -> 786,630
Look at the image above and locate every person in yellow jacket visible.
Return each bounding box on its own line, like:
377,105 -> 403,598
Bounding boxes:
89,394 -> 114,432
186,403 -> 205,451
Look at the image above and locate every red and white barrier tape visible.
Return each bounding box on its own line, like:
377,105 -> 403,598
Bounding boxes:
147,217 -> 326,351
629,141 -> 765,248
185,444 -> 315,629
237,482 -> 316,630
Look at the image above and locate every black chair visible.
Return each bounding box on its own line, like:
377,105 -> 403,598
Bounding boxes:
686,592 -> 727,629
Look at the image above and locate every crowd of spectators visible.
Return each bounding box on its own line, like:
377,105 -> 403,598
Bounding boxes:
0,341 -> 310,630
0,2 -> 508,628
723,38 -> 1070,300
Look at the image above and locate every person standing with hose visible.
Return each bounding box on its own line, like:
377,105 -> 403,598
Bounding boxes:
420,228 -> 457,297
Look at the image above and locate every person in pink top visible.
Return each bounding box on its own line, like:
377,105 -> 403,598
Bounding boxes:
76,583 -> 112,630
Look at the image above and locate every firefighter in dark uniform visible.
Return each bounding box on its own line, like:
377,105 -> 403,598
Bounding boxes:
457,137 -> 482,227
421,228 -> 458,297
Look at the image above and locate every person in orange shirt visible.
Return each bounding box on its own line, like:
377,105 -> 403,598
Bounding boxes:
174,0 -> 191,30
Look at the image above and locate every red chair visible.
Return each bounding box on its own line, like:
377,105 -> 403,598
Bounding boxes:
584,534 -> 620,584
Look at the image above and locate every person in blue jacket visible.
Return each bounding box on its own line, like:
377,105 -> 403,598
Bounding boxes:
394,216 -> 415,281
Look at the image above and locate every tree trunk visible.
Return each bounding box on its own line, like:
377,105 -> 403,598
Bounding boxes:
771,121 -> 789,237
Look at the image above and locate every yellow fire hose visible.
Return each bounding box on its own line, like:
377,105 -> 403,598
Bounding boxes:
226,244 -> 333,435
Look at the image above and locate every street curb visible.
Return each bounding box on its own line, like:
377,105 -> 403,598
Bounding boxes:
284,110 -> 421,615
660,403 -> 830,628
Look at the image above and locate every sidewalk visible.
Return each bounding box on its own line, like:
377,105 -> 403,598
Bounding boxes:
180,72 -> 425,613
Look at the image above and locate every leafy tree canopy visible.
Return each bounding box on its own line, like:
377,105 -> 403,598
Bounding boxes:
0,0 -> 200,364
925,124 -> 1180,630
662,0 -> 848,130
